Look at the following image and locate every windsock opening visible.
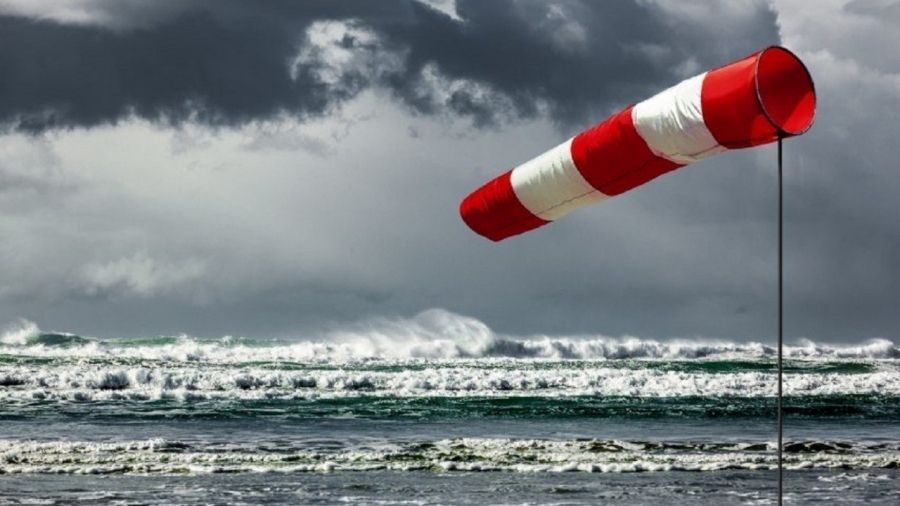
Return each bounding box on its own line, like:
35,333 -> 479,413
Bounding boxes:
756,46 -> 816,135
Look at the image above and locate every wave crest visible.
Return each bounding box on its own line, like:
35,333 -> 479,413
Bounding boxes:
0,319 -> 40,346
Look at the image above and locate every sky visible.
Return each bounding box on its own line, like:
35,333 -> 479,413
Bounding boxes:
0,0 -> 897,342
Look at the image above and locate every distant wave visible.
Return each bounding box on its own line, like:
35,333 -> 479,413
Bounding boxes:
2,310 -> 898,362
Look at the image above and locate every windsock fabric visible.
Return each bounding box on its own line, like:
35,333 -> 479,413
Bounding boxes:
460,46 -> 816,242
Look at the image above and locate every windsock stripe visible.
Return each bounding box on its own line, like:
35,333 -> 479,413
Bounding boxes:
571,107 -> 682,197
701,53 -> 767,148
633,72 -> 726,164
510,138 -> 609,221
462,79 -> 728,240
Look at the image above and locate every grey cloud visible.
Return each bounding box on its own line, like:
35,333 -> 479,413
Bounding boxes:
0,0 -> 216,31
0,137 -> 80,214
74,252 -> 207,299
845,0 -> 900,25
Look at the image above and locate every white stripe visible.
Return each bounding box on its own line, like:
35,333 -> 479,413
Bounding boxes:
632,72 -> 725,164
510,138 -> 608,221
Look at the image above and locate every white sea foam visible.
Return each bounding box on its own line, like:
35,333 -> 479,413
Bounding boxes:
0,437 -> 897,475
1,359 -> 899,403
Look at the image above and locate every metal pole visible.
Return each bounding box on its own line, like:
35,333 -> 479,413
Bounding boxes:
777,134 -> 784,506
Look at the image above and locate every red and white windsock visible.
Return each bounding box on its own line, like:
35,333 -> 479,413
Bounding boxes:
460,46 -> 816,241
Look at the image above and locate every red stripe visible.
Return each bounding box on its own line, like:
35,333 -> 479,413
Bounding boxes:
701,51 -> 774,148
570,107 -> 682,196
459,170 -> 549,241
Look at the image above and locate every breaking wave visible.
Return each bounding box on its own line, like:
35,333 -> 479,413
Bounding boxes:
1,310 -> 898,363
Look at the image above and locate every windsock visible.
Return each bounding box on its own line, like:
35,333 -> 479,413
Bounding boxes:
460,46 -> 816,242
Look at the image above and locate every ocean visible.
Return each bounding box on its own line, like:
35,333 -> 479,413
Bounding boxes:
1,310 -> 898,505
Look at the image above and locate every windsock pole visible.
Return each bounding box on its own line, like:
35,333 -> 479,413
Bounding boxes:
777,134 -> 784,506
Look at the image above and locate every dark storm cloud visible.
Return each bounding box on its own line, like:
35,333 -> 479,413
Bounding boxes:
0,0 -> 780,132
0,2 -> 374,131
379,1 -> 781,126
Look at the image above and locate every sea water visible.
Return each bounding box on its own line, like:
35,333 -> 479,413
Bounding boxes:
1,311 -> 898,504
